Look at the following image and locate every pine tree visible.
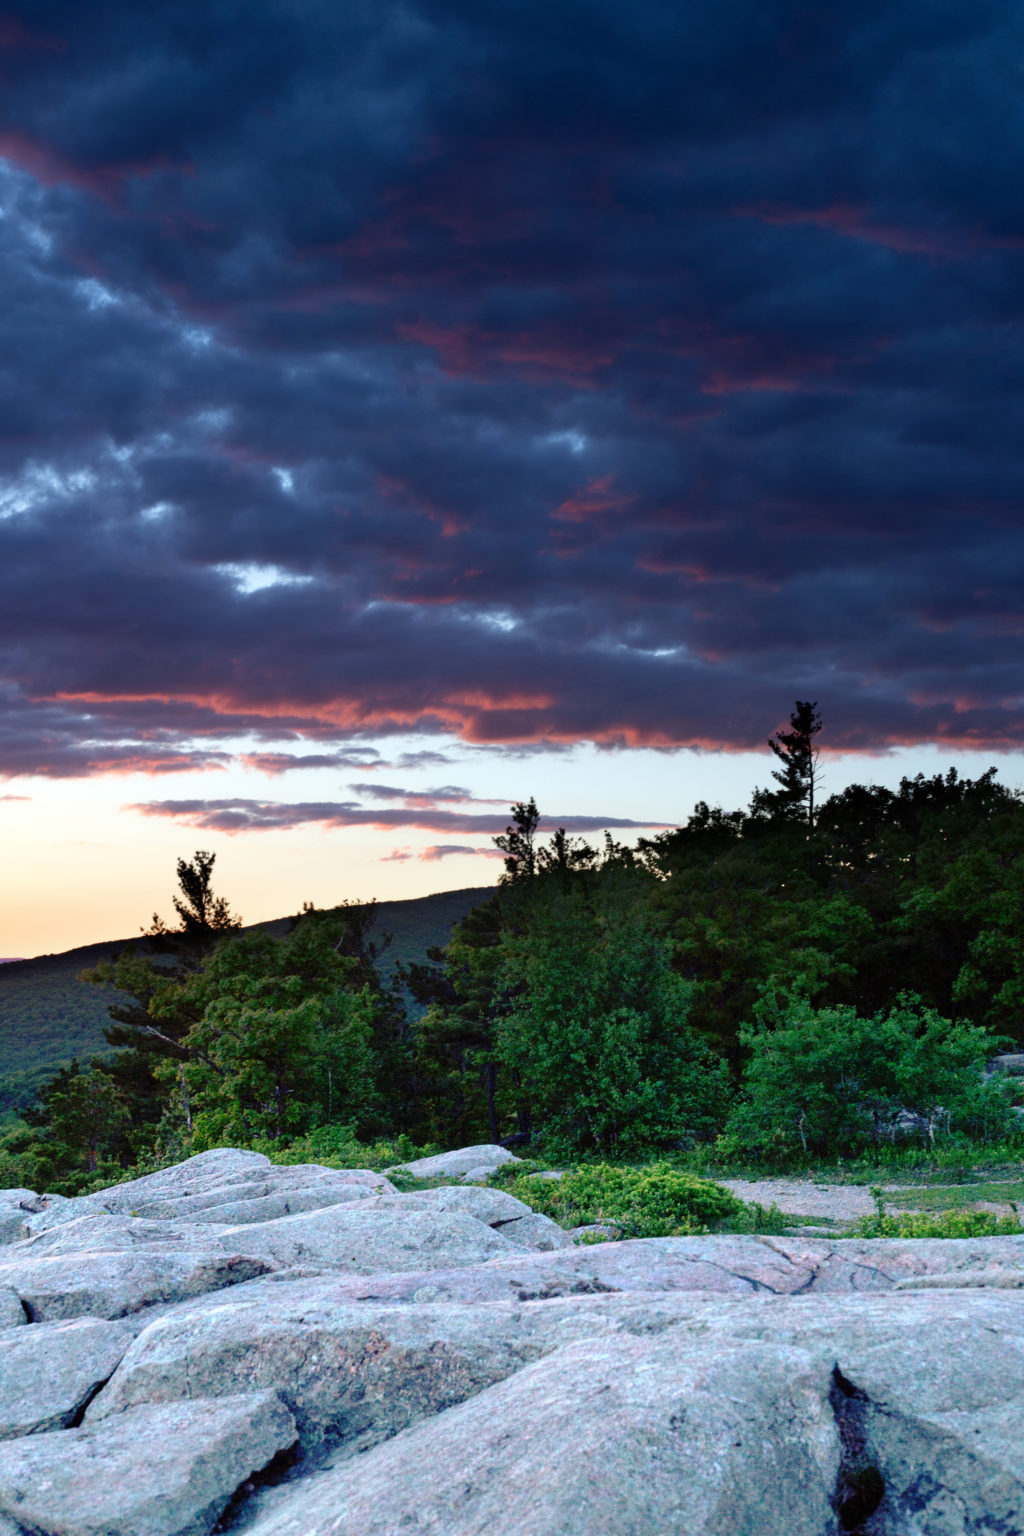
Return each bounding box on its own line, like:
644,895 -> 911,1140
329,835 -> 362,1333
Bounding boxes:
753,701 -> 823,827
494,798 -> 541,881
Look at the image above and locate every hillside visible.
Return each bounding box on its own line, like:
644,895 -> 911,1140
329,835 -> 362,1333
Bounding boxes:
0,885 -> 493,1117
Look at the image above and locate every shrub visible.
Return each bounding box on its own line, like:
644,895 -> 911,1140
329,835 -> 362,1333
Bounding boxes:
494,1161 -> 743,1237
849,1208 -> 1022,1239
727,993 -> 1015,1160
257,1123 -> 438,1170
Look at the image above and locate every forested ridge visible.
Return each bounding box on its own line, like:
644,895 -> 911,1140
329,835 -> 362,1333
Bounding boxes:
3,704 -> 1024,1192
0,888 -> 490,1122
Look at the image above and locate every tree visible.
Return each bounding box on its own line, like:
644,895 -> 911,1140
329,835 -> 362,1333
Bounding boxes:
21,1063 -> 131,1176
148,849 -> 241,955
536,826 -> 598,885
494,799 -> 541,881
494,877 -> 730,1155
727,993 -> 1013,1158
171,921 -> 381,1147
752,701 -> 822,827
408,896 -> 506,1145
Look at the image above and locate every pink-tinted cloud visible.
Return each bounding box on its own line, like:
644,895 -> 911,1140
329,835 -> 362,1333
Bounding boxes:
130,798 -> 671,836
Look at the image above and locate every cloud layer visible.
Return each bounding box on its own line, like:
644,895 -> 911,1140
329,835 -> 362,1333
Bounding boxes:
2,0 -> 1024,785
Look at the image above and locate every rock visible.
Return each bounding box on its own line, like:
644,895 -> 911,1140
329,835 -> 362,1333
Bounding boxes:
0,1392 -> 296,1536
130,1166 -> 394,1224
0,1191 -> 39,1246
492,1211 -> 576,1250
894,1267 -> 1024,1289
19,1148 -> 276,1236
458,1165 -> 498,1183
0,1248 -> 274,1321
11,1149 -> 1024,1536
828,1313 -> 1024,1532
20,1161 -> 398,1239
215,1203 -> 521,1273
90,1289 -> 564,1454
0,1287 -> 25,1328
288,1231 -> 1024,1307
269,1165 -> 392,1189
0,1316 -> 134,1438
394,1183 -> 536,1225
155,1187 -> 378,1226
0,1190 -> 68,1245
20,1214 -> 224,1256
390,1144 -> 520,1179
233,1291 -> 1024,1536
237,1332 -> 841,1536
91,1285 -> 760,1454
989,1052 -> 1024,1076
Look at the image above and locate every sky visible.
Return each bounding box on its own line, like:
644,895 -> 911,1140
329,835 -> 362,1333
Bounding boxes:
2,1 -> 1024,956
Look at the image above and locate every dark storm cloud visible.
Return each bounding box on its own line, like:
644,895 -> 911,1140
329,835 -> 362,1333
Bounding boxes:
2,0 -> 1024,781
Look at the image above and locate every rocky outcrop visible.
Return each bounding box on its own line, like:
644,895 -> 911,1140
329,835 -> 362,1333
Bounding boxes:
389,1143 -> 521,1182
0,1147 -> 1022,1535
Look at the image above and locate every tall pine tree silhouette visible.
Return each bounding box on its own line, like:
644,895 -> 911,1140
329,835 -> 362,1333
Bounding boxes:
766,701 -> 823,828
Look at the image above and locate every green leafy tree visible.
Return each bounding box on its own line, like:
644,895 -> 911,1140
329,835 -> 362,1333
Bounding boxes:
727,994 -> 1014,1158
77,850 -> 243,1141
494,798 -> 541,881
21,1063 -> 131,1176
643,802 -> 869,1064
408,895 -> 506,1144
173,922 -> 380,1148
495,876 -> 730,1155
410,805 -> 599,1145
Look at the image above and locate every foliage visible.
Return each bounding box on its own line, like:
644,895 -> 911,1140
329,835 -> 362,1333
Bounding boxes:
169,916 -> 402,1147
405,894 -> 506,1145
492,1161 -> 743,1237
494,876 -> 730,1155
0,944 -> 127,1111
19,1063 -> 131,1174
146,849 -> 242,951
850,1206 -> 1023,1239
0,889 -> 490,1117
753,699 -> 823,826
726,994 -> 1015,1158
12,704 -> 1024,1180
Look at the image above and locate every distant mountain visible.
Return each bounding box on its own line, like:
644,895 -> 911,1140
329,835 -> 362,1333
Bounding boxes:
0,885 -> 494,1119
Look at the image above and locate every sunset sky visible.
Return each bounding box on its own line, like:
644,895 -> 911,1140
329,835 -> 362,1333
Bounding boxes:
2,2 -> 1024,956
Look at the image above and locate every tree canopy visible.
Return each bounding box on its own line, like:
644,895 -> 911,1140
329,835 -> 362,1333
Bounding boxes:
6,702 -> 1024,1186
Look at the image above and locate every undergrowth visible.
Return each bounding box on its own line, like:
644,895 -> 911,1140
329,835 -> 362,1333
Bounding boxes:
489,1160 -> 788,1238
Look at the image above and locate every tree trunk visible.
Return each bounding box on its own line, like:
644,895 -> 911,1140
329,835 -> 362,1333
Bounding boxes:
179,1066 -> 193,1133
485,1061 -> 498,1142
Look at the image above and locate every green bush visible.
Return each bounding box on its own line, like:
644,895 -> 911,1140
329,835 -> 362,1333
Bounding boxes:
849,1208 -> 1023,1239
493,1161 -> 743,1237
493,884 -> 731,1156
727,993 -> 1015,1160
255,1123 -> 439,1170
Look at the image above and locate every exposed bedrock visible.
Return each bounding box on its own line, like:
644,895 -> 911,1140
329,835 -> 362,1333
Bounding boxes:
0,1146 -> 1022,1536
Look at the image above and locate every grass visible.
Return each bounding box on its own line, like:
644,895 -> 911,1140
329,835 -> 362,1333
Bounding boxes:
883,1179 -> 1024,1211
674,1139 -> 1024,1188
